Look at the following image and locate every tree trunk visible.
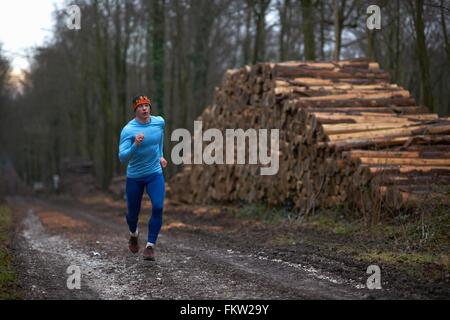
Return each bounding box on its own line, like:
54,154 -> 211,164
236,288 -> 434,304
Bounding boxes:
94,0 -> 114,189
301,0 -> 316,61
394,0 -> 401,82
279,0 -> 290,61
441,0 -> 450,64
413,0 -> 435,112
319,0 -> 326,60
253,0 -> 271,64
151,0 -> 166,113
192,0 -> 215,119
333,0 -> 344,61
244,0 -> 254,64
367,29 -> 376,61
174,0 -> 189,130
114,0 -> 131,175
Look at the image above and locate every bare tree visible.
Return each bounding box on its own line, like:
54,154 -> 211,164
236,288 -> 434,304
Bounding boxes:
440,0 -> 450,64
333,0 -> 357,60
412,0 -> 435,111
252,0 -> 271,63
278,0 -> 293,61
149,0 -> 166,111
301,0 -> 316,60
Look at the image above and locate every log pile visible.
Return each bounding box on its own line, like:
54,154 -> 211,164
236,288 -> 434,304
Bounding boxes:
169,59 -> 450,215
60,158 -> 97,196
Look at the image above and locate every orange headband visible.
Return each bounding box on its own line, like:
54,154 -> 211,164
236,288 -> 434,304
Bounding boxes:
133,96 -> 152,110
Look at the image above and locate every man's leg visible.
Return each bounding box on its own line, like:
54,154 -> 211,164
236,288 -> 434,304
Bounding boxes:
125,177 -> 145,235
145,172 -> 166,246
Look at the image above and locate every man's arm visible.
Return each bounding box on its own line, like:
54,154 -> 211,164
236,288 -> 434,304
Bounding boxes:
159,117 -> 167,168
118,129 -> 137,164
159,116 -> 166,158
159,131 -> 164,158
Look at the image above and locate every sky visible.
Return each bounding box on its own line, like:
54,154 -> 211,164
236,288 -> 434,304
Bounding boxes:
0,0 -> 65,77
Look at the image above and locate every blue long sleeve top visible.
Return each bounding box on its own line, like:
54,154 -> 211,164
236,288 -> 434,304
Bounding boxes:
118,116 -> 165,178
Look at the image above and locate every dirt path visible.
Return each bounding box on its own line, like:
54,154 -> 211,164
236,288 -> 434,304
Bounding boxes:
7,196 -> 396,300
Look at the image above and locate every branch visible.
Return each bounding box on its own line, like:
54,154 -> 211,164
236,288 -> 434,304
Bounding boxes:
424,0 -> 450,14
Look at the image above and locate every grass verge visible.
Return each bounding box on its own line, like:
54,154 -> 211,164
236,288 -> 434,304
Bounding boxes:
0,205 -> 20,299
232,202 -> 450,282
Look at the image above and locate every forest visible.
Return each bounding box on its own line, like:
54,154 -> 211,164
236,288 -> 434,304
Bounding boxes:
0,0 -> 449,191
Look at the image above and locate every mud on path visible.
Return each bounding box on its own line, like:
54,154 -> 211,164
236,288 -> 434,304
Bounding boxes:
5,195 -> 445,300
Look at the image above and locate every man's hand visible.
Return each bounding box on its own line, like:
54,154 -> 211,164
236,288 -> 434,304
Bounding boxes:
135,133 -> 144,147
160,157 -> 168,168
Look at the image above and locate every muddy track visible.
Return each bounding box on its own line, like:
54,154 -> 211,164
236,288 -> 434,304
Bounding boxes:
7,196 -> 390,300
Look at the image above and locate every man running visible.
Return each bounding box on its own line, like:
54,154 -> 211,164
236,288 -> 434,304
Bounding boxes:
118,95 -> 167,261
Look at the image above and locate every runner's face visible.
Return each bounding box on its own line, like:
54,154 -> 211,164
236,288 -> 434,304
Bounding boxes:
136,104 -> 151,119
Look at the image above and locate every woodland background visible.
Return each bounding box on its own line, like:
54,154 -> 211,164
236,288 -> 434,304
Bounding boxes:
0,0 -> 449,190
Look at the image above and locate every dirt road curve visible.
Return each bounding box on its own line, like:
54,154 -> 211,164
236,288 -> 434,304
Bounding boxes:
7,196 -> 397,300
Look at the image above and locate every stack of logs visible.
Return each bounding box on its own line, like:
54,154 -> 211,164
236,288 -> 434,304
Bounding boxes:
169,59 -> 450,215
60,158 -> 97,196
